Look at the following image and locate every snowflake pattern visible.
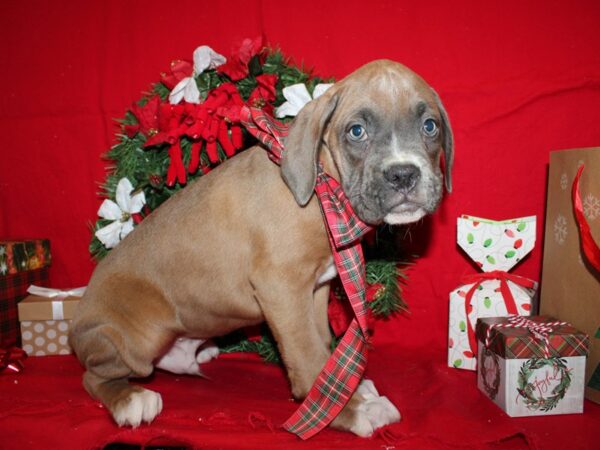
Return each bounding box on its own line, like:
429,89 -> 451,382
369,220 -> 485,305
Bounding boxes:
554,214 -> 568,245
560,173 -> 568,190
583,193 -> 600,221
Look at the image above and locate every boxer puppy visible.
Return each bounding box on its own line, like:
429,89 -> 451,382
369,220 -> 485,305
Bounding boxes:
69,60 -> 453,437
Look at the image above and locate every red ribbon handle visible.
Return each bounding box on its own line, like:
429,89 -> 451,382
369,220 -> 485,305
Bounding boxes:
572,164 -> 600,272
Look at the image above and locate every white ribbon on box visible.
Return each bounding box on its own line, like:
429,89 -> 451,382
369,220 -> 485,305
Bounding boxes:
27,285 -> 86,320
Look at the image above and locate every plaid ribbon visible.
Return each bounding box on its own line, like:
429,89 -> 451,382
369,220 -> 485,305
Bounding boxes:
461,270 -> 535,358
240,106 -> 373,439
485,315 -> 569,358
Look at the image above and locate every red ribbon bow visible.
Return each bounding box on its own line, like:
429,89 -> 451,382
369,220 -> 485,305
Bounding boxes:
0,346 -> 27,374
461,270 -> 536,358
485,315 -> 568,358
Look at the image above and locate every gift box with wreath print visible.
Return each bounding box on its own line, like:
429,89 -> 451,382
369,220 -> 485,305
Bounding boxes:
476,315 -> 589,417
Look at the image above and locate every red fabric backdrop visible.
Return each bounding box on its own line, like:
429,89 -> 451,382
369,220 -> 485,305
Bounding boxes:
1,1 -> 600,449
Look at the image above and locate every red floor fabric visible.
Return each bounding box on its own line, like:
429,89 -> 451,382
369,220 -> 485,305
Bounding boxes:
1,348 -> 599,450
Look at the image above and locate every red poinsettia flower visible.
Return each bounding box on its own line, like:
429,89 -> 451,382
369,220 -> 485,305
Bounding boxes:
217,36 -> 264,81
144,103 -> 188,147
124,96 -> 161,138
247,74 -> 278,114
160,59 -> 194,89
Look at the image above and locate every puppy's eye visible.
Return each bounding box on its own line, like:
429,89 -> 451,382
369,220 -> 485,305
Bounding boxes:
423,119 -> 438,136
348,124 -> 367,141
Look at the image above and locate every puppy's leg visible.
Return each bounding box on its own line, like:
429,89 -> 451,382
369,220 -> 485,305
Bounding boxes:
313,283 -> 332,350
314,285 -> 401,436
71,321 -> 172,427
255,282 -> 331,400
70,282 -> 178,427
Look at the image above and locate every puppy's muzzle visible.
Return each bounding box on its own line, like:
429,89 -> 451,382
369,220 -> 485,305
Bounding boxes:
383,163 -> 421,194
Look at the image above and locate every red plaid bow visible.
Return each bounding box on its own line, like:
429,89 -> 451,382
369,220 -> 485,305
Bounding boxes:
240,106 -> 373,439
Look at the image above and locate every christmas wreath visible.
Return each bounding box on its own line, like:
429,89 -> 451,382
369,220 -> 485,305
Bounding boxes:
89,38 -> 410,361
480,347 -> 501,400
517,357 -> 572,412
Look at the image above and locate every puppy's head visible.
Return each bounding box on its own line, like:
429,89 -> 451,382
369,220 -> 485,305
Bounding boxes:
281,60 -> 453,225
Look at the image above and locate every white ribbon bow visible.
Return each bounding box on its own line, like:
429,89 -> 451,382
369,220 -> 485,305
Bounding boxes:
169,45 -> 227,105
27,285 -> 86,320
27,285 -> 86,298
95,178 -> 146,249
275,83 -> 333,118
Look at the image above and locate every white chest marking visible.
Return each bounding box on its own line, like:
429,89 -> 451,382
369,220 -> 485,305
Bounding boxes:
317,260 -> 338,285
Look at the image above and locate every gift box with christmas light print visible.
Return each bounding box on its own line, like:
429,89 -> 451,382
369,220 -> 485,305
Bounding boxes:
0,239 -> 51,348
476,315 -> 589,417
448,215 -> 537,370
17,286 -> 84,356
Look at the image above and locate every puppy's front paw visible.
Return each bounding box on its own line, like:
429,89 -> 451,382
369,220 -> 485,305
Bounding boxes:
336,379 -> 401,438
112,388 -> 163,428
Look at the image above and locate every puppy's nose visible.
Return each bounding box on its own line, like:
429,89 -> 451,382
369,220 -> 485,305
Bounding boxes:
383,164 -> 421,193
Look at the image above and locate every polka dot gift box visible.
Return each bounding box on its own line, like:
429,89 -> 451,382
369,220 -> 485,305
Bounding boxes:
17,286 -> 85,356
448,215 -> 538,371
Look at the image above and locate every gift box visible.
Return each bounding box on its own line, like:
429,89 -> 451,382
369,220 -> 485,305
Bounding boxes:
540,147 -> 600,404
476,316 -> 589,417
0,239 -> 51,348
17,286 -> 84,356
448,215 -> 537,370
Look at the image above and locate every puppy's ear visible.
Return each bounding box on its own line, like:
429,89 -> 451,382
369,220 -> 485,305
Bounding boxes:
281,91 -> 339,206
434,91 -> 454,193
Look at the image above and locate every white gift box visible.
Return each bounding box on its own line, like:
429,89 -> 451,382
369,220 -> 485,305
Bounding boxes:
476,316 -> 589,417
448,215 -> 537,370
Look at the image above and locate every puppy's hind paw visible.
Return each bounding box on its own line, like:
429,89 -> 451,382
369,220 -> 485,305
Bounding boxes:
112,389 -> 163,428
196,340 -> 219,364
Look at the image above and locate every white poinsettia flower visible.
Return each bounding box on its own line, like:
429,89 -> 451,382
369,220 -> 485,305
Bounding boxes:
169,45 -> 226,105
169,77 -> 201,105
193,45 -> 226,74
275,83 -> 334,118
95,178 -> 145,249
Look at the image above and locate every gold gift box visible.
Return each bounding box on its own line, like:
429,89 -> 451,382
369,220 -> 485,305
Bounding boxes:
18,294 -> 80,356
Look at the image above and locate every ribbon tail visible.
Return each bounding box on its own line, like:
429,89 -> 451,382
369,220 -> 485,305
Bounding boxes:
205,140 -> 219,164
464,282 -> 481,359
166,141 -> 187,186
231,125 -> 243,149
283,321 -> 367,439
188,141 -> 202,174
217,120 -> 236,157
498,277 -> 519,314
572,164 -> 600,272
